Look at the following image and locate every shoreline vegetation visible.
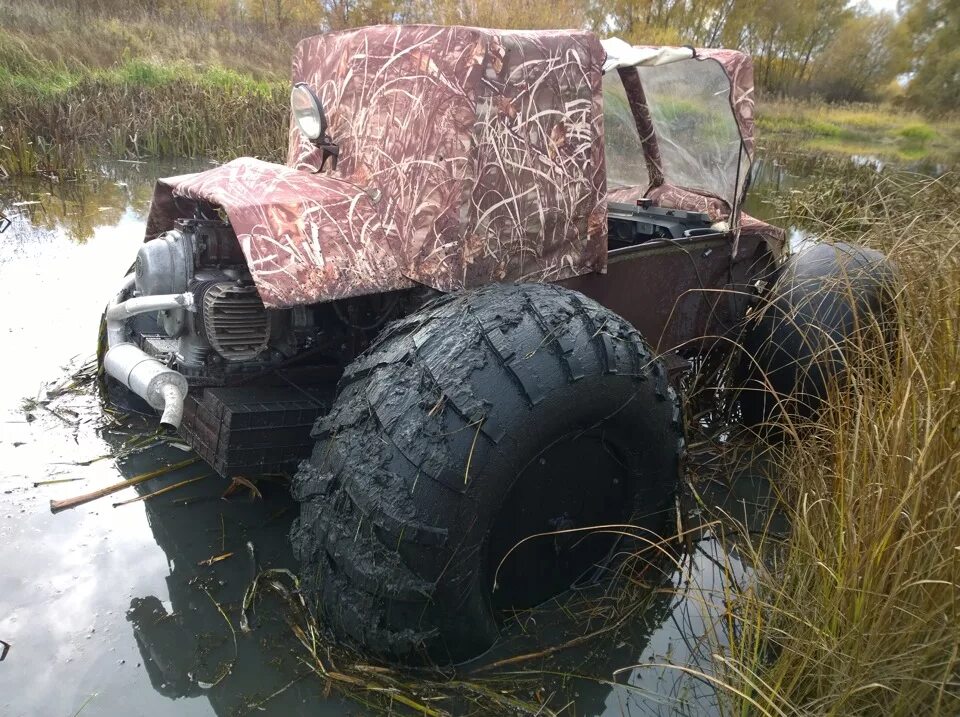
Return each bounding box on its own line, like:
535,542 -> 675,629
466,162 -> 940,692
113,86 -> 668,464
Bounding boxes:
3,57 -> 958,178
0,59 -> 288,177
0,0 -> 293,177
1,1 -> 958,178
758,100 -> 960,167
698,169 -> 960,714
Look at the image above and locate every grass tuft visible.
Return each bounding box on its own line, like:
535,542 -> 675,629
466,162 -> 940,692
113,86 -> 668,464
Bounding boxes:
898,123 -> 937,145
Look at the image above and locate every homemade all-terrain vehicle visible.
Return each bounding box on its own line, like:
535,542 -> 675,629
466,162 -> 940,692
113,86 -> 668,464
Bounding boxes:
98,26 -> 893,663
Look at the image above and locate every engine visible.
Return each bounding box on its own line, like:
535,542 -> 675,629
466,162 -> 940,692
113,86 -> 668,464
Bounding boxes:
125,215 -> 427,401
133,218 -> 291,382
107,213 -> 426,464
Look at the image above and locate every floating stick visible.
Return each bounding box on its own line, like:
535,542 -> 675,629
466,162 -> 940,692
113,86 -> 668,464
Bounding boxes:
49,457 -> 199,513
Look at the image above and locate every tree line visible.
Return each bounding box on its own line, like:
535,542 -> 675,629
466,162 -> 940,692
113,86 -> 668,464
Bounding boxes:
55,0 -> 958,113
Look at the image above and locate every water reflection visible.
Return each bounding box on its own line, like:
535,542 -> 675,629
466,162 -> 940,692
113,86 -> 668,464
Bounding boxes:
0,160 -> 207,409
602,468 -> 781,716
117,443 -> 779,717
0,161 -> 201,244
0,162 -> 352,716
110,445 -> 351,715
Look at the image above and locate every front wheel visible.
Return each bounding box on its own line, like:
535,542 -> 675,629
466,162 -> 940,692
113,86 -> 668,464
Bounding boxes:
290,283 -> 683,664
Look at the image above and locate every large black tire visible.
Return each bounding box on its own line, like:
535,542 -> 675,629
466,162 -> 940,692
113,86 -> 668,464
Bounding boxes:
290,283 -> 683,664
738,241 -> 896,425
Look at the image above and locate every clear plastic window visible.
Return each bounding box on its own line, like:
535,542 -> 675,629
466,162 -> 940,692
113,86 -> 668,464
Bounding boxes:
637,59 -> 746,203
602,72 -> 650,192
601,59 -> 747,206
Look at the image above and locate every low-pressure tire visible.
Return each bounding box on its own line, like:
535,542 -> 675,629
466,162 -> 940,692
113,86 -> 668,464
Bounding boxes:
290,283 -> 683,664
738,241 -> 896,425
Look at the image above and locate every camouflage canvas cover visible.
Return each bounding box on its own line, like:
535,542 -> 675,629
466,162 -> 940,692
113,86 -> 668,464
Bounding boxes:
145,25 -> 606,308
601,39 -> 783,252
143,159 -> 413,307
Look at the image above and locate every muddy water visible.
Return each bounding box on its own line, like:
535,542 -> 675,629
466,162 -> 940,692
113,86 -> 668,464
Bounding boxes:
0,161 -> 781,716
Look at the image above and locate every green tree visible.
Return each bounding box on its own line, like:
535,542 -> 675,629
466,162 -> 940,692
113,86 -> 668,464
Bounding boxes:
811,11 -> 907,101
721,0 -> 850,94
901,0 -> 960,112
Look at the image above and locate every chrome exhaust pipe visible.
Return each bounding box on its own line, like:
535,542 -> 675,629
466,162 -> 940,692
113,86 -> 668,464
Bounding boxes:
103,344 -> 188,429
103,274 -> 190,430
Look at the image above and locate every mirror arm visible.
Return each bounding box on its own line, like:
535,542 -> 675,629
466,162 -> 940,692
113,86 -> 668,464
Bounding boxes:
311,136 -> 339,173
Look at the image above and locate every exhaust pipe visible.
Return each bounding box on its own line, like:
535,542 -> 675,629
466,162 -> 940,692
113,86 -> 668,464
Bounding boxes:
103,344 -> 188,429
103,275 -> 191,430
105,291 -> 194,321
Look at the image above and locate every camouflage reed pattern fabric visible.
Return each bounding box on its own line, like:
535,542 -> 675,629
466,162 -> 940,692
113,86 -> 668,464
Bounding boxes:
289,25 -> 607,293
143,25 -> 773,307
145,26 -> 606,306
145,158 -> 412,308
695,48 -> 757,159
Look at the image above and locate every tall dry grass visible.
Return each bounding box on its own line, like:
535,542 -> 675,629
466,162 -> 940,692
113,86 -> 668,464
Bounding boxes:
705,168 -> 960,715
0,0 -> 291,176
0,64 -> 288,176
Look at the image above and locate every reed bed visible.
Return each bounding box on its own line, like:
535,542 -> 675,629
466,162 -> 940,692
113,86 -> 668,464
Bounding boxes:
689,166 -> 960,715
0,62 -> 288,177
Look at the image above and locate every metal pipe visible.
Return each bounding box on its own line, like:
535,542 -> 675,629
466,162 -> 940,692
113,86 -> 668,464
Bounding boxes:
106,274 -> 136,347
103,274 -> 189,430
103,344 -> 188,429
158,383 -> 185,429
105,291 -> 194,321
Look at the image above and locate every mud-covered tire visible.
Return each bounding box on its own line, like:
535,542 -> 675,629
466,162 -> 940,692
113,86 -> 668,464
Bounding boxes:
290,283 -> 683,664
738,241 -> 896,425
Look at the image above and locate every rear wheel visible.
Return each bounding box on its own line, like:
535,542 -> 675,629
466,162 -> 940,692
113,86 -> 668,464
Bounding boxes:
290,283 -> 683,663
738,241 -> 896,424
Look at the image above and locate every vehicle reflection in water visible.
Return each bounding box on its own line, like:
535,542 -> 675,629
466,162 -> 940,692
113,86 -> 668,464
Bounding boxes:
109,440 -> 351,715
1,160 -> 781,716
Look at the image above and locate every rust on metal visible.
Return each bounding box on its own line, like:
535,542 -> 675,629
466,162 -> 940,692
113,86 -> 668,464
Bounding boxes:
562,232 -> 772,353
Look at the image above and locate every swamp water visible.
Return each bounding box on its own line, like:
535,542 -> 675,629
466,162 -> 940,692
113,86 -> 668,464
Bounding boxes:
0,157 -> 823,716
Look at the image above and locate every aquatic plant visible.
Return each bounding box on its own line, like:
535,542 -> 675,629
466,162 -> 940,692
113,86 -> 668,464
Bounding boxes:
0,60 -> 288,177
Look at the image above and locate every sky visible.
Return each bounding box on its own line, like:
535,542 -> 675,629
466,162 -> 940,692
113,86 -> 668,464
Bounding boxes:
866,0 -> 899,13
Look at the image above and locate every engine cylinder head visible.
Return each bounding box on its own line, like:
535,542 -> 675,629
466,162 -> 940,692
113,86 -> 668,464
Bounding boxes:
198,282 -> 271,361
